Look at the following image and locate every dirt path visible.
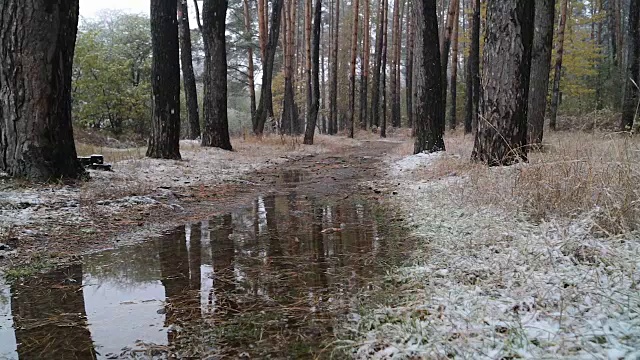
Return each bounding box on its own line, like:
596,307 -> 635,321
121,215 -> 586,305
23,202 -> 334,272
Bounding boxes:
1,139 -> 404,271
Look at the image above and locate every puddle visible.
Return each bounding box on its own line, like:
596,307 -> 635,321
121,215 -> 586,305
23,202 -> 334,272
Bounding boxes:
276,169 -> 306,188
0,193 -> 410,359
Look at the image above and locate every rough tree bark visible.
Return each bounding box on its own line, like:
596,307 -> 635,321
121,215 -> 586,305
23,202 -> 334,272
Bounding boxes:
348,0 -> 361,137
0,0 -> 85,181
281,0 -> 297,135
148,0 -> 181,159
328,0 -> 340,135
464,0 -> 479,134
406,7 -> 415,129
621,0 -> 640,130
304,0 -> 323,144
201,0 -> 232,149
305,0 -> 312,132
359,0 -> 371,129
178,0 -> 200,140
447,1 -> 459,130
371,0 -> 385,129
413,0 -> 444,153
257,0 -> 268,61
390,0 -> 401,128
380,0 -> 389,138
440,0 -> 459,117
242,0 -> 257,127
471,0 -> 535,166
527,0 -> 555,146
395,0 -> 404,127
255,0 -> 285,134
549,0 -> 568,131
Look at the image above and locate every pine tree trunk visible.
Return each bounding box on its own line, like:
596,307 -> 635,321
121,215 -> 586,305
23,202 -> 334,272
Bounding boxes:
527,0 -> 555,147
471,0 -> 534,166
371,0 -> 385,129
329,0 -> 341,135
413,0 -> 444,152
201,0 -> 232,149
242,0 -> 257,128
322,19 -> 328,134
178,0 -> 201,140
406,7 -> 415,129
621,0 -> 640,130
395,0 -> 404,127
607,0 -> 618,65
390,0 -> 401,128
148,0 -> 182,159
348,0 -> 361,138
549,0 -> 568,131
380,0 -> 389,138
447,2 -> 459,130
305,0 -> 313,132
255,0 -> 285,134
304,0 -> 323,144
464,0 -> 479,134
282,0 -> 296,135
0,0 -> 85,181
258,0 -> 268,61
359,0 -> 371,129
440,0 -> 459,118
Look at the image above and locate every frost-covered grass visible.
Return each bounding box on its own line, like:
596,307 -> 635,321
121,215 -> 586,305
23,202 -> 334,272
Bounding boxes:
344,131 -> 640,359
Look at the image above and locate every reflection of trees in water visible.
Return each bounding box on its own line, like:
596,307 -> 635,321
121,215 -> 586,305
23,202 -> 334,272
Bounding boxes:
210,214 -> 236,312
11,264 -> 97,359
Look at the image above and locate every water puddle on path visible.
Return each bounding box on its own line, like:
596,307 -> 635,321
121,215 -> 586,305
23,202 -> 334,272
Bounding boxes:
0,193 -> 410,359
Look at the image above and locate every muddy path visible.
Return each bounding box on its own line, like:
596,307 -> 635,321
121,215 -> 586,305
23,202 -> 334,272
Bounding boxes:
0,139 -> 414,359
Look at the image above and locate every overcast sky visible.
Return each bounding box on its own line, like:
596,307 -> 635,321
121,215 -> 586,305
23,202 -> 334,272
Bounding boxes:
79,0 -> 150,18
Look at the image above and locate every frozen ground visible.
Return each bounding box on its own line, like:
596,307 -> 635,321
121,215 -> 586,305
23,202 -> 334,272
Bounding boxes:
346,152 -> 640,359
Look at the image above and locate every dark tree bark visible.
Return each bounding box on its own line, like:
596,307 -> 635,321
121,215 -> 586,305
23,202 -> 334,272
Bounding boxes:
464,0 -> 479,134
471,0 -> 535,166
305,0 -> 312,133
380,0 -> 389,138
281,0 -> 296,135
549,0 -> 568,131
359,0 -> 371,129
527,0 -> 555,146
178,0 -> 201,140
201,0 -> 232,150
304,0 -> 323,144
348,0 -> 361,137
0,0 -> 85,181
371,0 -> 386,129
242,0 -> 257,126
255,0 -> 285,134
328,0 -> 341,135
148,0 -> 181,159
406,7 -> 415,129
390,0 -> 401,128
413,0 -> 444,153
447,1 -> 460,130
621,0 -> 640,130
440,0 -> 458,119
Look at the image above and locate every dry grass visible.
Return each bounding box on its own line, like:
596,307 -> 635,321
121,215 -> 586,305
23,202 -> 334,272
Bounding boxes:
410,130 -> 640,235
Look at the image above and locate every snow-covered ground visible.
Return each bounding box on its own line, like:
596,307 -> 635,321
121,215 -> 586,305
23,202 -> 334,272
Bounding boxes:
346,152 -> 640,359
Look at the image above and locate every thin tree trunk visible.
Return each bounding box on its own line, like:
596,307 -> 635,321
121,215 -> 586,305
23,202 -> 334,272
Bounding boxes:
471,0 -> 535,166
304,0 -> 323,144
201,0 -> 232,149
527,0 -> 555,146
440,0 -> 459,118
406,6 -> 415,129
448,2 -> 459,130
413,0 -> 444,152
607,0 -> 618,65
390,0 -> 401,128
178,0 -> 200,140
305,0 -> 312,132
395,0 -> 404,127
322,18 -> 328,134
242,0 -> 257,129
371,0 -> 385,129
329,0 -> 341,134
0,0 -> 84,180
470,0 -> 479,132
359,0 -> 371,129
148,0 -> 181,159
255,0 -> 285,134
257,0 -> 268,61
614,0 -> 623,64
380,0 -> 389,138
621,0 -> 640,130
348,0 -> 361,138
282,0 -> 296,135
549,0 -> 569,131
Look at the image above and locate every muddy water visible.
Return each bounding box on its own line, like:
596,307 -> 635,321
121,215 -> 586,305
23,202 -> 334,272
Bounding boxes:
0,192 -> 409,359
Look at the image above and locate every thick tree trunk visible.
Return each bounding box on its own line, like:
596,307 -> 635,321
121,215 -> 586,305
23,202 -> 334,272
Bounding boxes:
621,0 -> 640,130
148,0 -> 181,159
348,0 -> 361,138
471,0 -> 534,166
527,0 -> 555,146
464,0 -> 479,134
413,0 -> 444,153
380,0 -> 389,138
305,0 -> 313,133
257,0 -> 268,61
178,0 -> 200,140
395,0 -> 404,127
281,0 -> 295,135
242,0 -> 257,127
447,1 -> 459,130
549,0 -> 568,131
201,0 -> 232,149
304,0 -> 323,144
371,0 -> 385,129
328,0 -> 341,135
255,0 -> 285,135
390,0 -> 401,128
406,7 -> 415,129
440,0 -> 459,118
0,0 -> 84,181
359,0 -> 371,129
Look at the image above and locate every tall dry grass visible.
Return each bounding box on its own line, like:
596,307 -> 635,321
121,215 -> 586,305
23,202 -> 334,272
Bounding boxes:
415,130 -> 640,235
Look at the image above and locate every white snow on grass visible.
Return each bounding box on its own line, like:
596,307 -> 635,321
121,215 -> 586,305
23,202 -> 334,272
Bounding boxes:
344,153 -> 640,359
390,151 -> 444,177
